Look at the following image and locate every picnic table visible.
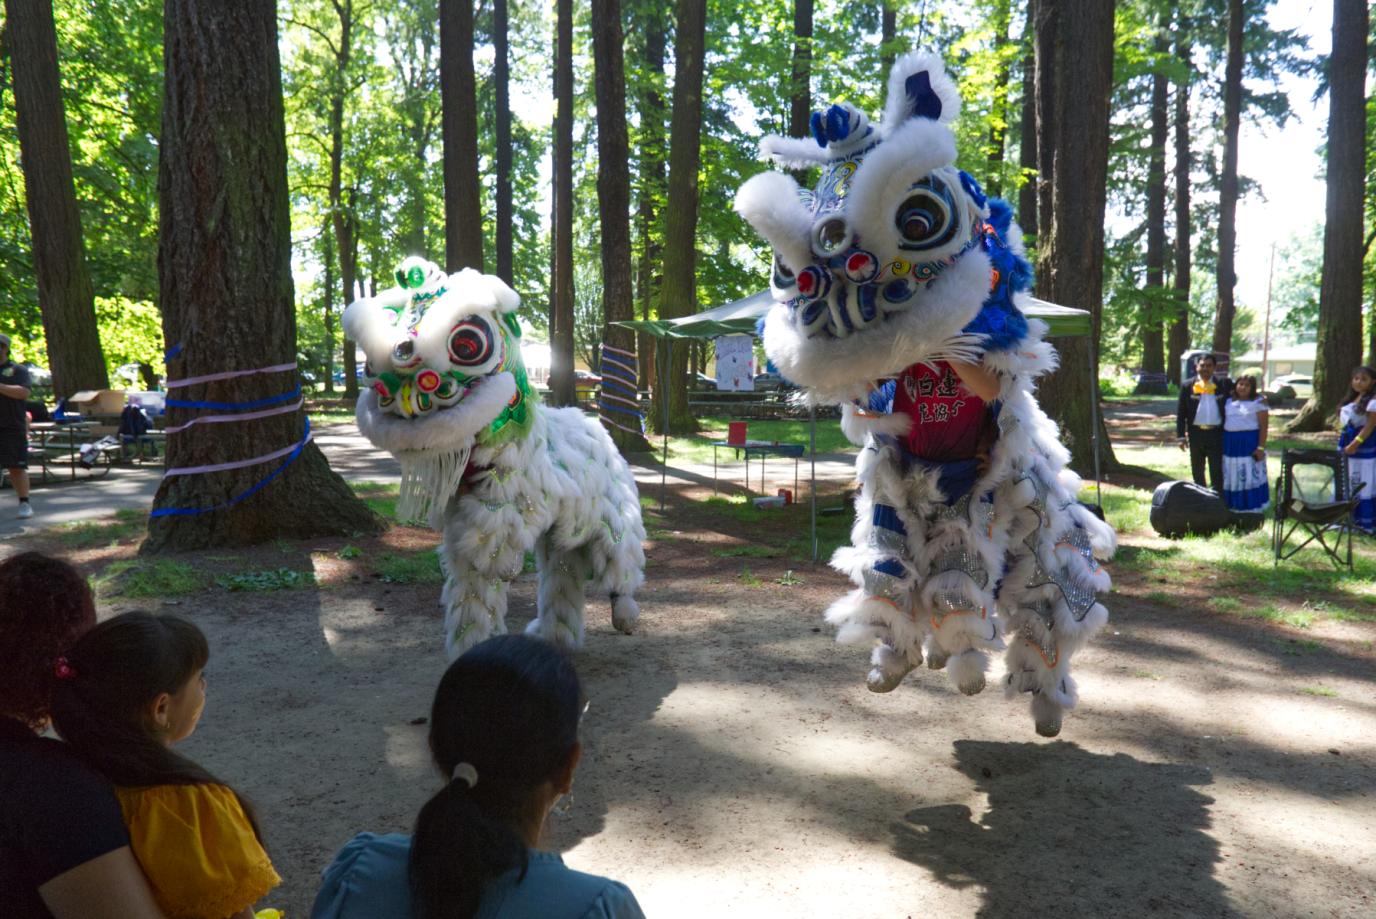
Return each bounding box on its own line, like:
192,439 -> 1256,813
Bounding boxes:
25,421 -> 115,482
712,439 -> 804,497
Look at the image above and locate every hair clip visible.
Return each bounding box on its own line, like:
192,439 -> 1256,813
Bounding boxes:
451,762 -> 479,789
53,657 -> 76,680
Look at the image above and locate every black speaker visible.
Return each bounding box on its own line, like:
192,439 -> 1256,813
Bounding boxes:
1149,480 -> 1234,537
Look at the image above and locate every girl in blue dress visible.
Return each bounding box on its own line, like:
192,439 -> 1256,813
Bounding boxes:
1338,365 -> 1376,534
312,635 -> 644,919
1221,375 -> 1270,511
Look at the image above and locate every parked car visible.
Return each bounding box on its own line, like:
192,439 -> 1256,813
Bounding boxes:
574,369 -> 602,386
754,371 -> 783,391
1270,373 -> 1313,400
689,372 -> 717,391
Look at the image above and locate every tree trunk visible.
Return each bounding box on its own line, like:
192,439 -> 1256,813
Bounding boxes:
439,0 -> 484,272
5,0 -> 109,398
790,0 -> 813,140
1032,0 -> 1117,476
635,3 -> 667,392
549,0 -> 577,407
1135,25 -> 1169,395
1212,0 -> 1243,357
322,228 -> 335,394
1288,0 -> 1367,431
324,1 -> 359,400
985,0 -> 1011,197
1167,29 -> 1192,387
651,0 -> 705,435
493,0 -> 513,284
593,0 -> 651,453
1016,0 -> 1037,242
880,1 -> 896,76
146,0 -> 380,551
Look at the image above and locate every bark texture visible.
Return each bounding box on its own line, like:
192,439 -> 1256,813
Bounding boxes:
1136,26 -> 1169,395
325,0 -> 358,398
593,0 -> 651,453
549,0 -> 576,407
494,0 -> 513,284
1168,31 -> 1192,388
1031,0 -> 1117,475
635,3 -> 667,392
5,0 -> 109,398
1288,0 -> 1368,431
1212,0 -> 1243,357
147,0 -> 380,550
439,0 -> 484,272
1016,1 -> 1037,242
651,0 -> 705,435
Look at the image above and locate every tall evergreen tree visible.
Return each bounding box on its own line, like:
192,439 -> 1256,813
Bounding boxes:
493,0 -> 513,284
549,0 -> 576,407
593,0 -> 651,453
147,0 -> 379,550
652,0 -> 705,435
1136,22 -> 1169,395
1289,0 -> 1367,431
1168,24 -> 1191,387
1212,0 -> 1243,357
439,0 -> 484,271
790,0 -> 813,141
1017,1 -> 1037,241
632,0 -> 668,392
1032,0 -> 1118,474
323,0 -> 360,398
4,0 -> 109,397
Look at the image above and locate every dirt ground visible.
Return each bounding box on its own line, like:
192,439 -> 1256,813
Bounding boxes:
7,481 -> 1375,919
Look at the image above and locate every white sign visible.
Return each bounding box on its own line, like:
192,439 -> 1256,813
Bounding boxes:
714,335 -> 755,392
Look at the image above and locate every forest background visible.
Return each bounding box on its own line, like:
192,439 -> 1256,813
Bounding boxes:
0,0 -> 1372,438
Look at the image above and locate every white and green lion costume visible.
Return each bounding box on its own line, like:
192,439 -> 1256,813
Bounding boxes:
343,260 -> 645,658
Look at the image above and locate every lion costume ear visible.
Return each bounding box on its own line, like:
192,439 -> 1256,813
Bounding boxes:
882,51 -> 961,131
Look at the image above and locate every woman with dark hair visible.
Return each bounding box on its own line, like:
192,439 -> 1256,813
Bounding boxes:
1221,374 -> 1269,512
312,634 -> 644,919
0,553 -> 165,919
49,612 -> 280,919
1338,365 -> 1376,533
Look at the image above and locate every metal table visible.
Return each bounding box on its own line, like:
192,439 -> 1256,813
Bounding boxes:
712,440 -> 804,497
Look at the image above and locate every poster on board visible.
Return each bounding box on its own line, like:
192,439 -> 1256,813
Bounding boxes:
714,335 -> 755,392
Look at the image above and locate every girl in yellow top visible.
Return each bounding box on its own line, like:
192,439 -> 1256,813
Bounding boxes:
50,612 -> 279,919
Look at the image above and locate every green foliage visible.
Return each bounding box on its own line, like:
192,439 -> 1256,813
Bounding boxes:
336,544 -> 363,559
97,559 -> 209,598
375,552 -> 444,584
54,508 -> 146,548
216,568 -> 317,592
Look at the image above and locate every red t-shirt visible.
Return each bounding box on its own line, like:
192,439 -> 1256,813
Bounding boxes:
891,361 -> 990,462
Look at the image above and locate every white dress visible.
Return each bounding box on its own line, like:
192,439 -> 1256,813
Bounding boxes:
1221,398 -> 1268,511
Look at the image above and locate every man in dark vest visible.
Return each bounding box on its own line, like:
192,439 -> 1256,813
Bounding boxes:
0,334 -> 34,518
1176,352 -> 1233,493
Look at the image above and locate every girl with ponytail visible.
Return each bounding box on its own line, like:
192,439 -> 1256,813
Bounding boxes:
311,634 -> 643,919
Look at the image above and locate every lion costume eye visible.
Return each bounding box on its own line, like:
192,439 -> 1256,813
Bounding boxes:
772,254 -> 796,289
447,317 -> 503,375
894,179 -> 958,251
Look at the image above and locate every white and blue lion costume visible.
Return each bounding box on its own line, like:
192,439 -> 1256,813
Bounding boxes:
343,260 -> 645,659
736,52 -> 1114,735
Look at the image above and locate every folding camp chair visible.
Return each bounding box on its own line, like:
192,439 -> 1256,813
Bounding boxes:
1272,448 -> 1365,570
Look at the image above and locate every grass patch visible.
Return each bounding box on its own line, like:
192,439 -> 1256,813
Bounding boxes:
1240,604 -> 1315,629
1143,590 -> 1176,606
352,481 -> 400,518
711,544 -> 779,558
216,568 -> 316,592
1207,596 -> 1244,614
98,559 -> 209,598
337,545 -> 363,559
1299,686 -> 1339,698
1275,639 -> 1323,656
375,552 -> 444,584
738,566 -> 763,588
52,509 -> 145,548
775,569 -> 804,586
1133,669 -> 1163,680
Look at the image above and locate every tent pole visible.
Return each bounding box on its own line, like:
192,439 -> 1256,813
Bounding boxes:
1090,328 -> 1103,508
660,337 -> 670,513
810,404 -> 817,564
